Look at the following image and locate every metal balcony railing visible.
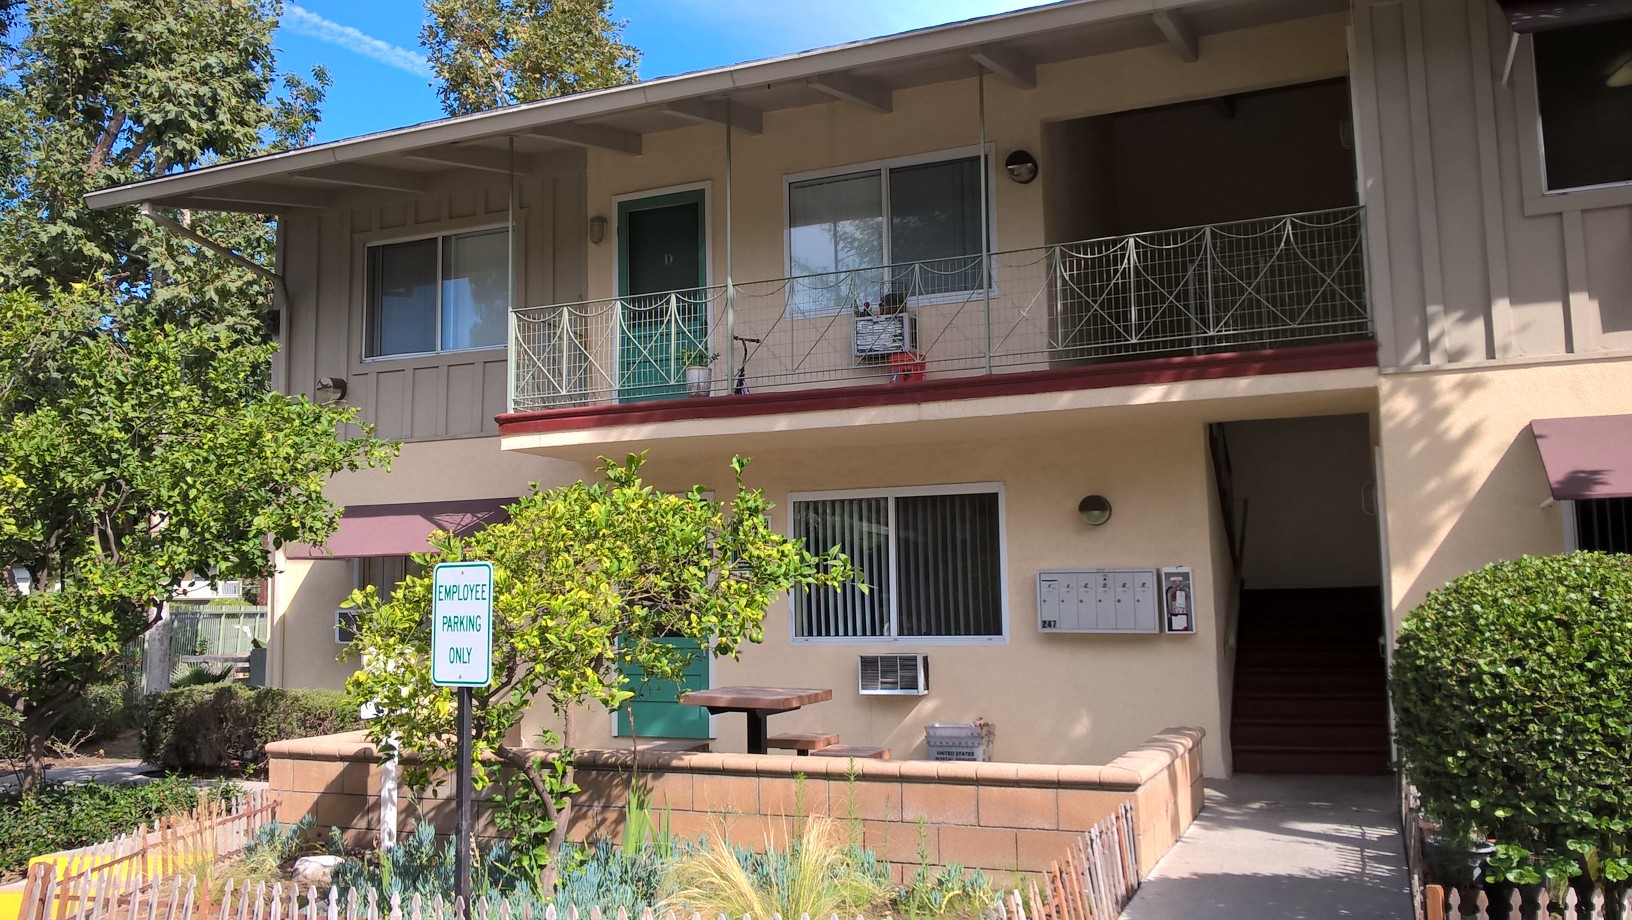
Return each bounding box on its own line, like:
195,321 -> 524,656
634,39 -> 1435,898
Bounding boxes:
509,207 -> 1370,413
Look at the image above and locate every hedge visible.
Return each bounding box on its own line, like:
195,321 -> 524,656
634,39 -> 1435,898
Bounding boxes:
1392,552 -> 1632,863
141,684 -> 359,772
0,777 -> 231,881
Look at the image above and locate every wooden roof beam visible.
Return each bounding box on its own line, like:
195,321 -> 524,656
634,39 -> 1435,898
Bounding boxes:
806,73 -> 893,114
661,98 -> 764,135
399,145 -> 537,175
970,44 -> 1036,89
1153,10 -> 1198,63
292,163 -> 428,192
530,123 -> 643,155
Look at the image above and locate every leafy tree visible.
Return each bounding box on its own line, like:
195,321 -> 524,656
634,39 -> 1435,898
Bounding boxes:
1393,553 -> 1632,901
421,0 -> 639,116
0,286 -> 395,793
345,454 -> 854,883
0,0 -> 329,331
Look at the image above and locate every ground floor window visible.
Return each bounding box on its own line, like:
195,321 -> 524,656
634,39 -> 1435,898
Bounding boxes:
1576,497 -> 1632,553
790,485 -> 1004,641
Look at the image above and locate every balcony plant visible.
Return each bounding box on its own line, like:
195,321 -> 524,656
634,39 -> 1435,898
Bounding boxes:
680,346 -> 719,397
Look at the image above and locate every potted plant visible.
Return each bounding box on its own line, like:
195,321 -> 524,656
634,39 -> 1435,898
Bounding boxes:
681,345 -> 719,397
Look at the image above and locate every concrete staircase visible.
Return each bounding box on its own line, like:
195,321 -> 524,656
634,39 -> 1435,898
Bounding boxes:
1230,587 -> 1391,774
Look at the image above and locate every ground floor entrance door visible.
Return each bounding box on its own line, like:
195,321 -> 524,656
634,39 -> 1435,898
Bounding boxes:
616,637 -> 711,740
617,190 -> 707,403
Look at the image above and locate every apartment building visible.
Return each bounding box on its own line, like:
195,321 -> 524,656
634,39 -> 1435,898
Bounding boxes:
88,0 -> 1632,776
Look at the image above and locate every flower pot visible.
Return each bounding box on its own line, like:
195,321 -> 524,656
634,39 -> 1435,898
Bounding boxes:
685,365 -> 712,397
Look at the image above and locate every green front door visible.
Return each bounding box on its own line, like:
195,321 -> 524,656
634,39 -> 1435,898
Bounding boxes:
616,637 -> 711,740
618,190 -> 707,403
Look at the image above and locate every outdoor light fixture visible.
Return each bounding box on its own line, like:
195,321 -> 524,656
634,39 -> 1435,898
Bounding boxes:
1005,150 -> 1039,184
1078,494 -> 1113,526
588,215 -> 608,245
316,376 -> 348,402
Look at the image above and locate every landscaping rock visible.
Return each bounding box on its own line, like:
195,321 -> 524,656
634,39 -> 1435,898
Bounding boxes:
291,855 -> 345,888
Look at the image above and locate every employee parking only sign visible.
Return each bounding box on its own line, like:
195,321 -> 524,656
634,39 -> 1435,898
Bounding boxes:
431,561 -> 494,687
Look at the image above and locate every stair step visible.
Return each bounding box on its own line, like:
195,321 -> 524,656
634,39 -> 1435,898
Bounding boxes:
1232,694 -> 1389,720
1232,746 -> 1392,775
1230,720 -> 1390,749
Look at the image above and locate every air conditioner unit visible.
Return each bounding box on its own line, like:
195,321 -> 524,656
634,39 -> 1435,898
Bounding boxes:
335,608 -> 361,645
858,654 -> 929,696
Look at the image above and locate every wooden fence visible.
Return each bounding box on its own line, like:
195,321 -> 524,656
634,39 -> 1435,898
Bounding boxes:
1426,883 -> 1632,920
983,801 -> 1140,920
18,791 -> 279,920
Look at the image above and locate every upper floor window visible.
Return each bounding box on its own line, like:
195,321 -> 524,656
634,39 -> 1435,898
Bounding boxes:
1576,497 -> 1632,553
365,228 -> 508,359
789,484 -> 1005,642
786,151 -> 988,316
1534,19 -> 1632,192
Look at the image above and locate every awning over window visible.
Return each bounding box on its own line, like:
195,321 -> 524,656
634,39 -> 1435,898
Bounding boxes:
1494,0 -> 1632,32
283,498 -> 513,560
1531,415 -> 1632,500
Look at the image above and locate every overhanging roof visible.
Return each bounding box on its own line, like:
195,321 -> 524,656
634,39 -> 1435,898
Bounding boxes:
1531,415 -> 1632,501
84,0 -> 1346,213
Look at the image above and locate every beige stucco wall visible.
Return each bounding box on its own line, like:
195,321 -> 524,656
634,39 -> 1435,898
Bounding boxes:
1352,0 -> 1632,369
1377,356 -> 1632,631
529,415 -> 1238,776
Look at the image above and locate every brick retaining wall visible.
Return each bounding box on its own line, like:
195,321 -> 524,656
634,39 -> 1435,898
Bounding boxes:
265,726 -> 1204,880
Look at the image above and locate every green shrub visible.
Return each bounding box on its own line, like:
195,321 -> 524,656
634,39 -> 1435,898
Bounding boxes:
52,683 -> 137,743
1392,552 -> 1632,874
141,685 -> 359,772
0,777 -> 234,879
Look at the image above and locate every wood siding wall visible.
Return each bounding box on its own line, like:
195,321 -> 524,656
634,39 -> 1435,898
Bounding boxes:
1352,0 -> 1632,369
280,157 -> 588,441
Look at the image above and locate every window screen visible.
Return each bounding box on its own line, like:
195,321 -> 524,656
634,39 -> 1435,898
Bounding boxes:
1534,21 -> 1632,191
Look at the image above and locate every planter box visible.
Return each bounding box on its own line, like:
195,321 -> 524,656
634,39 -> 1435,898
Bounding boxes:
854,313 -> 915,357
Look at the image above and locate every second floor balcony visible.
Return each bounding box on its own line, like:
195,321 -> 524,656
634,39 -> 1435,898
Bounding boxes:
509,207 -> 1371,416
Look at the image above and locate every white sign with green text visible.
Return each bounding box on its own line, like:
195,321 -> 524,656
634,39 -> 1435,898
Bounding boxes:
431,561 -> 493,687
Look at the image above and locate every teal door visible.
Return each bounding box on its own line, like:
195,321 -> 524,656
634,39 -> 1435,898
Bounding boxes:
618,190 -> 707,403
616,638 -> 711,740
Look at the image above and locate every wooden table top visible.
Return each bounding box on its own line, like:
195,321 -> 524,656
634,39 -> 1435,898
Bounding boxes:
680,686 -> 833,709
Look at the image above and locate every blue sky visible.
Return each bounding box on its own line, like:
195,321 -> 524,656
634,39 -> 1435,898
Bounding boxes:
274,1 -> 1043,143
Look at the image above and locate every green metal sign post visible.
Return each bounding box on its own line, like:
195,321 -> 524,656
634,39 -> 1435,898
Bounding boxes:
431,561 -> 493,913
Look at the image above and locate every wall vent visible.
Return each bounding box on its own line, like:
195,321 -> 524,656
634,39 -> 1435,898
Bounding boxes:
858,654 -> 929,696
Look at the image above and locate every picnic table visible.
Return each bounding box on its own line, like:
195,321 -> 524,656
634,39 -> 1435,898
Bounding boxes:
679,686 -> 832,754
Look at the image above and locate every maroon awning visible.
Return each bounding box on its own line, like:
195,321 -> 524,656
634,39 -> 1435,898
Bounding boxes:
1531,415 -> 1632,501
283,498 -> 513,559
1494,0 -> 1632,32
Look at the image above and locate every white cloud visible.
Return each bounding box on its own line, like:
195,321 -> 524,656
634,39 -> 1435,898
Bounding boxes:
282,4 -> 433,78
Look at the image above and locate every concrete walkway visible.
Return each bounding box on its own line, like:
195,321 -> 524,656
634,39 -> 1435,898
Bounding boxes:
1120,774 -> 1412,920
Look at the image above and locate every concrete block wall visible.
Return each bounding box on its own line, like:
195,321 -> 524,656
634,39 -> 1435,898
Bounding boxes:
265,727 -> 1205,880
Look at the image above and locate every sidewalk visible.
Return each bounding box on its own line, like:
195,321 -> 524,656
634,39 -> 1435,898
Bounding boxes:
1120,774 -> 1412,920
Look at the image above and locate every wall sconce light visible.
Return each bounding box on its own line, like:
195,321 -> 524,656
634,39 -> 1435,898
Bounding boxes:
588,215 -> 608,245
316,376 -> 348,402
1078,494 -> 1112,526
1005,150 -> 1039,184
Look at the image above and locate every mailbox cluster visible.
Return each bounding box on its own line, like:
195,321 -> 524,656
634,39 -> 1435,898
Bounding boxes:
1037,566 -> 1195,635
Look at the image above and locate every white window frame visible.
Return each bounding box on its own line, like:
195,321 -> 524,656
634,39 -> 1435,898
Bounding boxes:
360,221 -> 515,362
1513,31 -> 1632,216
782,145 -> 997,318
786,482 -> 1008,646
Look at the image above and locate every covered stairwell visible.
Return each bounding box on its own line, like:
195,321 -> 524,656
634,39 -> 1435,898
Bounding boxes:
1230,586 -> 1390,774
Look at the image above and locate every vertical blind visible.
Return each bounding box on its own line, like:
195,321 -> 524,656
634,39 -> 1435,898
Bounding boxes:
793,491 -> 1002,639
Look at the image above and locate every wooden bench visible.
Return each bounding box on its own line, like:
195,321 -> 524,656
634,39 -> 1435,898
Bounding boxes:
809,744 -> 890,760
630,740 -> 711,754
767,731 -> 840,756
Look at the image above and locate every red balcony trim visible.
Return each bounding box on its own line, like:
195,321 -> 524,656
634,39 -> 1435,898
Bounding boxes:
495,340 -> 1379,437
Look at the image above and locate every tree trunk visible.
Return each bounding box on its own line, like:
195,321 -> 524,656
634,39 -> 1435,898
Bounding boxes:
17,710 -> 64,795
